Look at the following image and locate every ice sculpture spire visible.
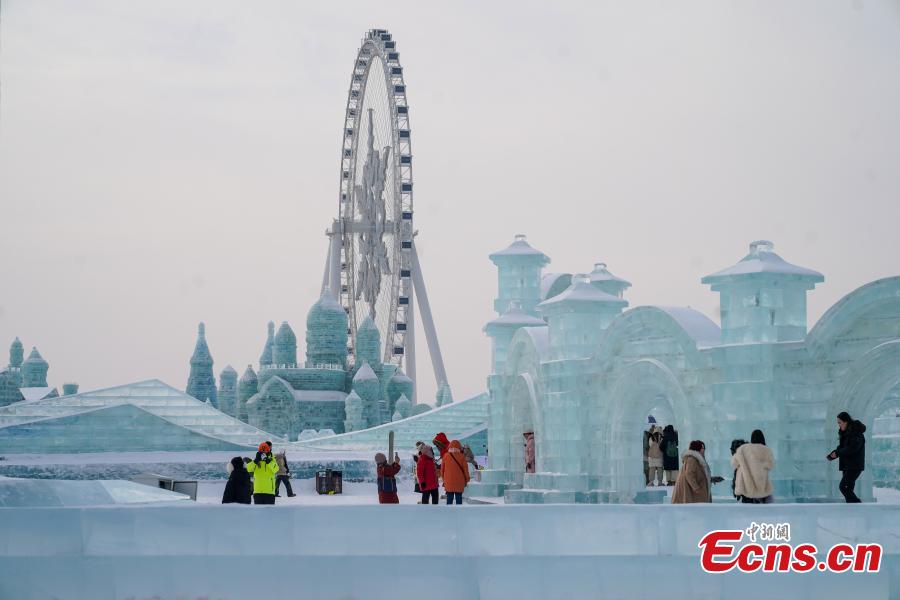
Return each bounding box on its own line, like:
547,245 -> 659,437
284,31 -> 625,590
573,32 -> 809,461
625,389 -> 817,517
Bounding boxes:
702,240 -> 824,343
489,234 -> 550,316
387,369 -> 414,409
218,365 -> 238,416
355,315 -> 381,371
21,347 -> 49,387
186,322 -> 218,408
343,390 -> 365,432
537,274 -> 628,360
9,337 -> 24,369
236,364 -> 258,422
394,393 -> 411,419
352,362 -> 382,427
305,287 -> 348,368
259,321 -> 275,368
273,321 -> 297,367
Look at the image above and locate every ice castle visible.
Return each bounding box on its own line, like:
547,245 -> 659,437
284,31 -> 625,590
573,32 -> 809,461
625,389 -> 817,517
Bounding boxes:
472,235 -> 900,504
193,289 -> 416,441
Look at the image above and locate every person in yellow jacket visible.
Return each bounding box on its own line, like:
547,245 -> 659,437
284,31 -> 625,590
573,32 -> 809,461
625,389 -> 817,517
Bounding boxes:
245,442 -> 279,504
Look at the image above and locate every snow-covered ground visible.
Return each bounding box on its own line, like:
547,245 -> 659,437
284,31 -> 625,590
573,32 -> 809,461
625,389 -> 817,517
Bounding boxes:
197,479 -> 423,505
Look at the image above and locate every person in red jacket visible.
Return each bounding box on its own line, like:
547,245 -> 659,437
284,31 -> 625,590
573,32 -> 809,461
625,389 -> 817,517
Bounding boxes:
416,444 -> 439,504
375,452 -> 401,504
432,432 -> 450,461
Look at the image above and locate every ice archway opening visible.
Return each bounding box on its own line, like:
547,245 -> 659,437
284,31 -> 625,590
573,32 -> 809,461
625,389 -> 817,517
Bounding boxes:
604,359 -> 692,502
831,340 -> 900,501
505,372 -> 543,486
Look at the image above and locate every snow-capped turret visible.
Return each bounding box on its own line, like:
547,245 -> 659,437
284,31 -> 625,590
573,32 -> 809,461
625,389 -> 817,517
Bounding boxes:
702,240 -> 824,343
218,365 -> 238,416
343,390 -> 365,432
588,262 -> 631,299
387,369 -> 414,409
9,337 -> 23,369
538,275 -> 628,360
352,362 -> 381,428
305,288 -> 348,368
489,234 -> 550,316
394,393 -> 411,419
21,347 -> 49,388
273,321 -> 297,367
355,315 -> 381,371
236,364 -> 258,422
259,321 -> 275,368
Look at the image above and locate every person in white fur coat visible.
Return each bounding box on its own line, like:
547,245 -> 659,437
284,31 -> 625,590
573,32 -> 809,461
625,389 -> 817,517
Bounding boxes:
731,429 -> 775,503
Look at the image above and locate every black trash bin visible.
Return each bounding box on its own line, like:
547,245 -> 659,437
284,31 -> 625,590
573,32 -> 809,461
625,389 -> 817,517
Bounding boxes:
315,469 -> 343,495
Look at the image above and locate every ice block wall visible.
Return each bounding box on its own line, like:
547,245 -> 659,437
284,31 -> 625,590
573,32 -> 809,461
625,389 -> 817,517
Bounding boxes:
0,503 -> 897,600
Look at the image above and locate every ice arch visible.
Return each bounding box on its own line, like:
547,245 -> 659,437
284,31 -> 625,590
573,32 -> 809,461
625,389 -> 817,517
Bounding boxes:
600,358 -> 693,501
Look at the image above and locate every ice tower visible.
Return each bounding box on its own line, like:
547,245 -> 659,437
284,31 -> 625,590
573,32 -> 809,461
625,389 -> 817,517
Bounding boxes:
21,347 -> 49,388
259,321 -> 275,368
9,337 -> 23,372
185,323 -> 217,407
355,316 -> 381,374
537,274 -> 628,361
273,322 -> 298,367
306,289 -> 348,368
701,240 -> 823,343
236,365 -> 257,422
489,235 -> 550,316
218,365 -> 238,417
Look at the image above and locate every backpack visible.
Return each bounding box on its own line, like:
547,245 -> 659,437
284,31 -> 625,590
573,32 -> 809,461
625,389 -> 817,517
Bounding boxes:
665,440 -> 678,459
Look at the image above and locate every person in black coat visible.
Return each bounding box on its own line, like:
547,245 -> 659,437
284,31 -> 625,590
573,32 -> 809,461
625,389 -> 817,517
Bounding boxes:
222,456 -> 252,504
659,425 -> 680,485
827,411 -> 866,503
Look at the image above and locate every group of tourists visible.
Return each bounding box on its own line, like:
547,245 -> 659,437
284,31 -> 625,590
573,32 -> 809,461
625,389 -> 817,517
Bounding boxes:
653,411 -> 867,504
221,441 -> 296,505
222,432 -> 481,506
643,424 -> 680,486
375,431 -> 479,505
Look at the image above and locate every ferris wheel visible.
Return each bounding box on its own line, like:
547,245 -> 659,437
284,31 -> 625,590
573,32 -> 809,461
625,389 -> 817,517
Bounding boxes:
323,29 -> 448,402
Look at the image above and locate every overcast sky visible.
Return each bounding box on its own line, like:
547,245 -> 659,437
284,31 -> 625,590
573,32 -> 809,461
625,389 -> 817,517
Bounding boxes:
1,0 -> 899,405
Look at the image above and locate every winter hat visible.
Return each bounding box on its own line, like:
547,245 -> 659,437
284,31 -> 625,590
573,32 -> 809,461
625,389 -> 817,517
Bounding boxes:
258,442 -> 271,453
837,411 -> 852,424
374,452 -> 387,465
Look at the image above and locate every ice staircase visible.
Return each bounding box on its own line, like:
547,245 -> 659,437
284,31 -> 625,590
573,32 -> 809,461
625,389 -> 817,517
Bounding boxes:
296,393 -> 489,452
0,379 -> 276,450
